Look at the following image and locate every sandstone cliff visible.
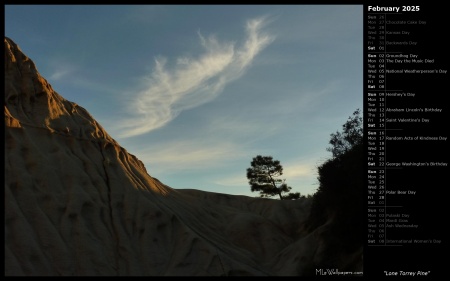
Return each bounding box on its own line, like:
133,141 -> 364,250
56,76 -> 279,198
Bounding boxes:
4,37 -> 356,276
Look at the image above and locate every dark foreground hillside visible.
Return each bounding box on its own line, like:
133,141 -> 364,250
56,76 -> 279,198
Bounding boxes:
4,37 -> 362,276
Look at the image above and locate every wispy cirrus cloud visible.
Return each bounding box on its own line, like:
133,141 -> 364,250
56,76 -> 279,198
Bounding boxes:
213,174 -> 249,188
134,139 -> 242,172
116,16 -> 275,138
48,60 -> 77,81
282,163 -> 315,180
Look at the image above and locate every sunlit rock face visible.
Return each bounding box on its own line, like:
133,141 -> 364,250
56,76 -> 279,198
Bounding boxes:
5,37 -> 355,276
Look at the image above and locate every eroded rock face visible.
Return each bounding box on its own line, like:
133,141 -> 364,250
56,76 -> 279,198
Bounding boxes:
4,37 -> 319,276
5,38 -> 116,143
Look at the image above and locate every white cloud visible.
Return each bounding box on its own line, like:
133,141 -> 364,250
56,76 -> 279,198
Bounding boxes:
213,174 -> 248,187
133,139 -> 243,172
116,16 -> 275,138
205,114 -> 281,142
49,68 -> 71,81
283,163 -> 315,180
48,61 -> 76,81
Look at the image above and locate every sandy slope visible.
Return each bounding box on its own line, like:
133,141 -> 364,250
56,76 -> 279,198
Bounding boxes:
4,37 -> 326,276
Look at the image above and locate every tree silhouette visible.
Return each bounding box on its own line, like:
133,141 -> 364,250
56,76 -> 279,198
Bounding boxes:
246,155 -> 299,199
327,108 -> 363,158
304,108 -> 364,273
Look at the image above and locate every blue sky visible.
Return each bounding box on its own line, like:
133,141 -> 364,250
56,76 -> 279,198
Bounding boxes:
5,5 -> 363,197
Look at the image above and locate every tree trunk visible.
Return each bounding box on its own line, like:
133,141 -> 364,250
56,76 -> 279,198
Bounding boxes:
269,174 -> 283,200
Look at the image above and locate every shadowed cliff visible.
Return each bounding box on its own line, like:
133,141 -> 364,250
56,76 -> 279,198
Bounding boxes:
4,37 -> 360,276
